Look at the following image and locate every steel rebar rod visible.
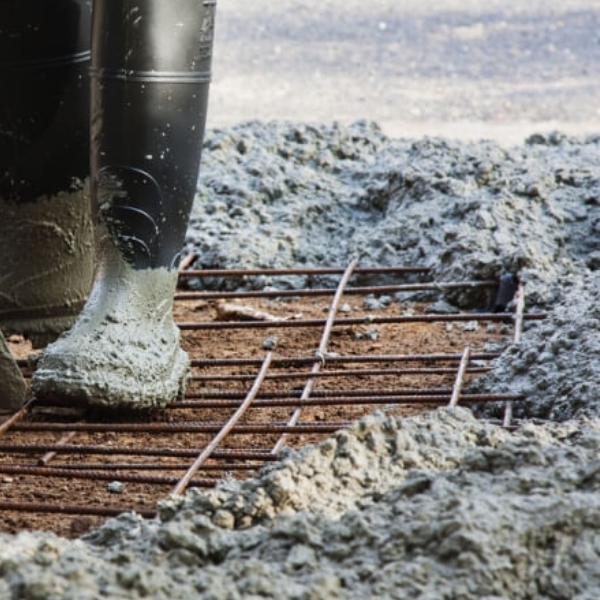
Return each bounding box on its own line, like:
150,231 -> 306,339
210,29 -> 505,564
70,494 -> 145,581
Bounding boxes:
173,392 -> 524,409
174,280 -> 497,300
181,386 -> 470,401
178,252 -> 197,272
0,401 -> 32,436
11,421 -> 353,434
0,501 -> 157,518
173,352 -> 273,495
272,261 -> 357,455
189,352 -> 501,367
449,346 -> 471,408
178,266 -> 431,278
0,263 -> 540,527
0,464 -> 218,486
0,443 -> 277,459
38,430 -> 77,466
36,462 -> 259,472
177,312 -> 546,330
190,366 -> 490,383
503,283 -> 526,428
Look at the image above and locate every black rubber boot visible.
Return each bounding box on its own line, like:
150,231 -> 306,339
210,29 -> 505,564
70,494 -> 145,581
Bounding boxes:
32,0 -> 217,408
0,0 -> 94,345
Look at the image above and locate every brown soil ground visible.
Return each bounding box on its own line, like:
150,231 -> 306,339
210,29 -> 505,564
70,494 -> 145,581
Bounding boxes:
0,292 -> 510,538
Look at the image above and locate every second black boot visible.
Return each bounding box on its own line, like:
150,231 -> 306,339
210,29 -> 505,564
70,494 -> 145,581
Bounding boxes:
32,0 -> 217,408
0,0 -> 94,345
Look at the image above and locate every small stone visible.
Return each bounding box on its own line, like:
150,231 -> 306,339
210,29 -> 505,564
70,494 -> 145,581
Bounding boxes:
107,481 -> 124,494
262,336 -> 278,350
425,300 -> 459,314
461,321 -> 479,332
355,329 -> 380,341
363,295 -> 392,310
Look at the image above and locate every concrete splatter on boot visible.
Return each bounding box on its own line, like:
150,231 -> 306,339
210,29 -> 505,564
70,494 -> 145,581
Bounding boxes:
0,1 -> 94,346
31,243 -> 190,408
32,0 -> 216,408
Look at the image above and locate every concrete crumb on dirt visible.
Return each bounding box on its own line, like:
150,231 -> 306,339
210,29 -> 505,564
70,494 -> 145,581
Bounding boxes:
1,122 -> 600,599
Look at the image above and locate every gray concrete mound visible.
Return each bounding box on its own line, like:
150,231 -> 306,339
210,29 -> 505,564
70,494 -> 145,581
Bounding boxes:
2,122 -> 600,599
472,272 -> 600,422
187,122 -> 599,308
2,409 -> 600,599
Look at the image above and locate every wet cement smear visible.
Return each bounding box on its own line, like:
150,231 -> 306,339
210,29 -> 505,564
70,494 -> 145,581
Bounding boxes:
0,184 -> 94,342
32,242 -> 190,409
2,122 -> 600,598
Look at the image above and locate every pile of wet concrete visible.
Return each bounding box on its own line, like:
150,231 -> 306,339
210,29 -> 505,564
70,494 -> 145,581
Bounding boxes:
1,121 -> 599,599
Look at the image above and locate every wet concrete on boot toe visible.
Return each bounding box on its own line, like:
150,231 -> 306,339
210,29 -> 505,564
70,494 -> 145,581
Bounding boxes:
31,246 -> 189,409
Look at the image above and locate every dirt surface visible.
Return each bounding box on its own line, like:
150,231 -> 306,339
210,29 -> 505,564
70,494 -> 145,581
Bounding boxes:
1,291 -> 507,538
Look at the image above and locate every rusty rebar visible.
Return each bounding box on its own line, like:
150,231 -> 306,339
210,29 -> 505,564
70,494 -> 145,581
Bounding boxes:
189,352 -> 501,367
177,312 -> 546,330
190,366 -> 490,383
178,252 -> 198,272
0,266 -> 540,524
0,401 -> 32,436
272,261 -> 357,454
176,392 -> 523,409
173,352 -> 273,495
178,266 -> 431,278
11,421 -> 352,434
0,464 -> 218,487
449,346 -> 471,408
0,443 -> 277,460
37,462 -> 259,472
0,501 -> 157,518
183,387 -> 461,400
38,431 -> 77,466
175,280 -> 497,301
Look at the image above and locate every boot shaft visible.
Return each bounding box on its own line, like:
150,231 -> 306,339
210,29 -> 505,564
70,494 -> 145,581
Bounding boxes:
0,1 -> 94,342
0,0 -> 92,203
91,0 -> 217,269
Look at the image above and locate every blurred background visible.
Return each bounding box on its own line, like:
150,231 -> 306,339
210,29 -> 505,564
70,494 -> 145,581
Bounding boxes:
208,0 -> 600,144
